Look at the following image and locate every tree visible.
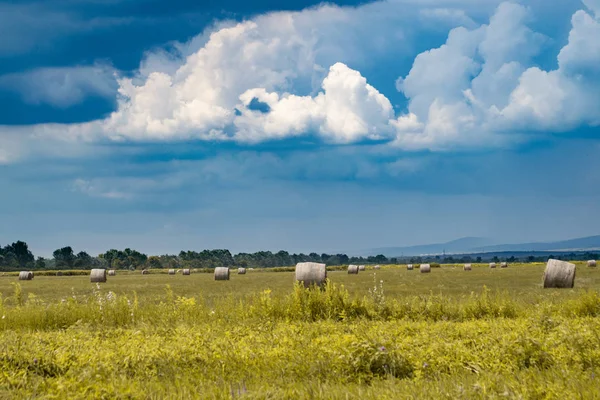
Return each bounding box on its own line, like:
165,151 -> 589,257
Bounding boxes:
74,251 -> 93,268
35,257 -> 46,269
3,241 -> 34,268
147,256 -> 162,269
53,246 -> 75,268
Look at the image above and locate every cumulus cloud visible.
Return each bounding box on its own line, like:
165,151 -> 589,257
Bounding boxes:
0,64 -> 118,108
1,0 -> 599,163
100,3 -> 411,143
393,1 -> 600,149
234,63 -> 394,143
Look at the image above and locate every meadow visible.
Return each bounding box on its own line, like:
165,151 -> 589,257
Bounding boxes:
1,263 -> 599,399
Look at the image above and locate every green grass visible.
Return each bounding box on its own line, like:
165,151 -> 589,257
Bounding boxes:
2,263 -> 598,304
0,263 -> 599,399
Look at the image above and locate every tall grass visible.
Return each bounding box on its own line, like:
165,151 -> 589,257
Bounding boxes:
1,280 -> 599,331
1,269 -> 599,399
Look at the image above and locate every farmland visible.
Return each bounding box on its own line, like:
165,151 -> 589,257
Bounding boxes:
1,263 -> 599,399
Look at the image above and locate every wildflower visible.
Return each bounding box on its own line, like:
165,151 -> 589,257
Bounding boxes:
423,362 -> 429,368
379,346 -> 386,352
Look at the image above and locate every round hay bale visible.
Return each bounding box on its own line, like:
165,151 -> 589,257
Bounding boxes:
347,265 -> 359,274
489,262 -> 497,269
168,269 -> 176,275
543,259 -> 576,288
56,271 -> 63,277
588,260 -> 597,268
420,264 -> 431,273
90,269 -> 107,283
182,269 -> 191,276
108,270 -> 116,276
214,267 -> 229,281
238,267 -> 247,275
295,262 -> 327,288
464,264 -> 472,271
358,265 -> 366,271
500,262 -> 508,268
373,265 -> 381,270
18,271 -> 34,280
407,264 -> 414,270
141,269 -> 149,275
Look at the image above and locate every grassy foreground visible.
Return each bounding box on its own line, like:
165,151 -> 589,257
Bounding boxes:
0,264 -> 599,399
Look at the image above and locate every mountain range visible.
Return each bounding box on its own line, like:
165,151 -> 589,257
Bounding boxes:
359,235 -> 600,257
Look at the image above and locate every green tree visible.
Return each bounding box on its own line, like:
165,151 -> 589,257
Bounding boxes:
147,256 -> 162,269
3,241 -> 34,268
35,257 -> 46,269
74,251 -> 93,268
53,246 -> 75,268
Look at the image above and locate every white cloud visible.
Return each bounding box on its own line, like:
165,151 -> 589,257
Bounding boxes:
500,8 -> 600,130
393,1 -> 600,149
0,64 -> 118,108
1,0 -> 599,162
234,63 -> 394,143
101,3 -> 410,142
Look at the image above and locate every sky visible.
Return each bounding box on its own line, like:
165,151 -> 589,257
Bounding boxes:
1,0 -> 599,257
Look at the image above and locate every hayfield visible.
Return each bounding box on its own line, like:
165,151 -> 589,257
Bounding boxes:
1,263 -> 599,399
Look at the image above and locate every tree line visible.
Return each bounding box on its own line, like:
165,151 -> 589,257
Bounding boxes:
0,240 -> 598,271
0,240 -> 391,271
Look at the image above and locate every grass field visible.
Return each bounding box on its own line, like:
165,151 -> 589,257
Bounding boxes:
1,263 -> 599,399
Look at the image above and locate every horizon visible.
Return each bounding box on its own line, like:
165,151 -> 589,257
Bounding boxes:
3,232 -> 600,259
1,0 -> 600,256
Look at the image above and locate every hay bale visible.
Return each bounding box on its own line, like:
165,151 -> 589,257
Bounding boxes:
295,262 -> 327,288
489,262 -> 497,269
168,269 -> 176,275
214,267 -> 230,281
348,265 -> 359,274
420,264 -> 431,273
407,264 -> 414,270
500,262 -> 508,268
588,260 -> 597,268
182,269 -> 191,276
56,271 -> 63,277
238,268 -> 247,275
464,264 -> 472,271
373,265 -> 381,270
176,269 -> 182,274
543,259 -> 576,288
108,270 -> 116,276
18,271 -> 34,280
142,269 -> 149,275
90,269 -> 107,283
358,265 -> 366,271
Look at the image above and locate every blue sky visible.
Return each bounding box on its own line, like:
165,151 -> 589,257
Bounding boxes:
1,0 -> 599,257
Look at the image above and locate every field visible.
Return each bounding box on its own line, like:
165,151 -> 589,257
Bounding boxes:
1,263 -> 599,399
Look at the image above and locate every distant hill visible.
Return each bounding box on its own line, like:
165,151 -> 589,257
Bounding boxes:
470,235 -> 600,253
360,235 -> 600,257
361,237 -> 494,257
